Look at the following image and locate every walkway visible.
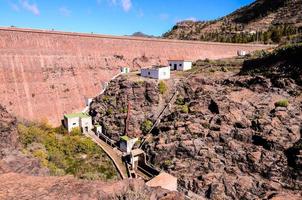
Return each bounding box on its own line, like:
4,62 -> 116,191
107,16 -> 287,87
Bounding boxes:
86,132 -> 128,179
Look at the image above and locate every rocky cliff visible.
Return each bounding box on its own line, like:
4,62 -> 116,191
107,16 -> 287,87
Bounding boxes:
90,57 -> 302,199
0,27 -> 273,125
164,0 -> 302,43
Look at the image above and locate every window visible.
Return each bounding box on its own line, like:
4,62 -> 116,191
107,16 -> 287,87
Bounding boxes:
179,64 -> 182,66
72,122 -> 76,125
169,64 -> 172,66
148,72 -> 151,75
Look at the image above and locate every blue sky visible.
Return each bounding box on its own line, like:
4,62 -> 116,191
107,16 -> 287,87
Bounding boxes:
0,0 -> 254,36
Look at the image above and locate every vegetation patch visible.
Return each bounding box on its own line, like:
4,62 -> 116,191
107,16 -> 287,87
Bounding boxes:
178,104 -> 189,113
275,99 -> 289,107
18,122 -> 118,181
158,81 -> 168,94
175,95 -> 185,105
141,120 -> 153,134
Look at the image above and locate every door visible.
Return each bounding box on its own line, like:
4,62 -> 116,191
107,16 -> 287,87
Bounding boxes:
174,64 -> 177,70
85,126 -> 88,132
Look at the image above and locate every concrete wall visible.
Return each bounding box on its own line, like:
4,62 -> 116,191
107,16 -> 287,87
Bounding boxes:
0,27 -> 275,125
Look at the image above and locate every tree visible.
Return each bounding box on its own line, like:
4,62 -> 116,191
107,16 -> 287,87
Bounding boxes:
271,29 -> 282,43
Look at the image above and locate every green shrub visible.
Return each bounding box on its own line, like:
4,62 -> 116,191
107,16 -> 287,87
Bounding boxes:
221,67 -> 228,72
175,95 -> 185,105
107,108 -> 113,115
275,99 -> 289,107
141,120 -> 153,134
70,127 -> 82,136
158,81 -> 168,94
209,68 -> 216,73
180,105 -> 189,113
102,95 -> 110,103
17,122 -> 118,181
163,159 -> 173,167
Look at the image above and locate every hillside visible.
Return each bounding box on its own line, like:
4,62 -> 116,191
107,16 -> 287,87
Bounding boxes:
90,53 -> 302,199
163,0 -> 302,44
0,105 -> 182,199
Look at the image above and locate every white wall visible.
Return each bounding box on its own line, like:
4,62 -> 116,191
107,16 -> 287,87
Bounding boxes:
80,117 -> 93,133
65,117 -> 80,132
141,67 -> 170,80
158,67 -> 170,79
168,61 -> 192,71
183,61 -> 192,71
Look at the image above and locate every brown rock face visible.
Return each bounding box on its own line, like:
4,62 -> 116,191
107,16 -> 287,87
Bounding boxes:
0,27 -> 273,125
0,105 -> 49,176
0,173 -> 183,200
92,65 -> 302,199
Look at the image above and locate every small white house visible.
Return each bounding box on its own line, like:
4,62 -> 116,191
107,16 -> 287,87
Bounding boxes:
85,98 -> 93,106
237,50 -> 248,56
141,66 -> 170,80
168,60 -> 192,71
63,112 -> 93,133
120,67 -> 130,74
119,136 -> 139,154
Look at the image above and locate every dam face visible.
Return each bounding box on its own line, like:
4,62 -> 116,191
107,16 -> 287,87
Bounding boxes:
0,27 -> 273,125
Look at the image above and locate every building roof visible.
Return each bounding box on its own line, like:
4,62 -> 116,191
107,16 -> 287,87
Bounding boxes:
120,135 -> 130,141
131,148 -> 145,156
146,172 -> 178,191
141,65 -> 169,70
64,112 -> 90,119
168,60 -> 192,62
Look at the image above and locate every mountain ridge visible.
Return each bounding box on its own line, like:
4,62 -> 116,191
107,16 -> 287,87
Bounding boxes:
164,0 -> 302,43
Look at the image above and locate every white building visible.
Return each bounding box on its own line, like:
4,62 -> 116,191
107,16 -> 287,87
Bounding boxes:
63,112 -> 93,133
141,66 -> 170,80
168,60 -> 192,71
85,98 -> 93,106
237,50 -> 248,56
120,67 -> 130,74
119,136 -> 139,154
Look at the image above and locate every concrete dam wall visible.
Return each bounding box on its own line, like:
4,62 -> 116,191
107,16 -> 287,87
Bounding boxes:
0,27 -> 274,125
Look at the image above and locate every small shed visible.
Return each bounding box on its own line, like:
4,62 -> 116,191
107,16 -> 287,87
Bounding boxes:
146,172 -> 178,191
168,60 -> 192,71
119,136 -> 138,154
120,67 -> 130,74
63,112 -> 93,133
85,98 -> 93,106
141,66 -> 170,80
237,50 -> 248,56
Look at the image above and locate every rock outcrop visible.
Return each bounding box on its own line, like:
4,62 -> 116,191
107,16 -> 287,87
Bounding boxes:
91,63 -> 302,199
0,105 -> 48,175
0,173 -> 182,200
